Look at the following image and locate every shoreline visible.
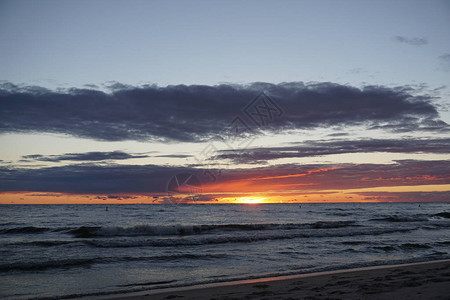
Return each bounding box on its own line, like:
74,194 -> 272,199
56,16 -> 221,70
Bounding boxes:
89,259 -> 450,299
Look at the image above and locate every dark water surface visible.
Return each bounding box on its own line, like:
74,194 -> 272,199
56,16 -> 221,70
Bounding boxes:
0,203 -> 449,299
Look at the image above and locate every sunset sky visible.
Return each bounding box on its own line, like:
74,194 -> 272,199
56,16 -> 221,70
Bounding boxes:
0,0 -> 449,203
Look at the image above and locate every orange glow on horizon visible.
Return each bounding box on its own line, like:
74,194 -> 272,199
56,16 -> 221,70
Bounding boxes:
0,183 -> 448,204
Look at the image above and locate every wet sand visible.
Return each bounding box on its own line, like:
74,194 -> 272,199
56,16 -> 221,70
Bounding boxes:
106,259 -> 450,300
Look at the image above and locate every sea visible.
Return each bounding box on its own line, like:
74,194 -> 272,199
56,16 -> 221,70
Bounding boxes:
0,203 -> 449,299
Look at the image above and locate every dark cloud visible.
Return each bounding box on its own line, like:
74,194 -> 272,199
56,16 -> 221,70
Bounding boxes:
105,195 -> 138,200
1,160 -> 448,194
21,151 -> 149,162
0,82 -> 446,142
155,154 -> 192,158
393,36 -> 428,46
26,193 -> 63,197
0,164 -> 188,194
327,132 -> 349,137
214,138 -> 450,164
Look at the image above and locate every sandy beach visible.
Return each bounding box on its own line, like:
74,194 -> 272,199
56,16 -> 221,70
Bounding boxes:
106,259 -> 450,300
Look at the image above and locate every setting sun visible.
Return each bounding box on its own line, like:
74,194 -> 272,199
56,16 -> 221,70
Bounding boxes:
235,196 -> 266,204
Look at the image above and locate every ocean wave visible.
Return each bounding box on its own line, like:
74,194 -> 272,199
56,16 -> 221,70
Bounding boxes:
0,258 -> 97,272
373,243 -> 432,252
5,226 -> 416,249
0,253 -> 228,272
1,222 -> 358,237
83,227 -> 414,248
437,241 -> 450,245
27,240 -> 77,247
373,245 -> 396,251
372,243 -> 433,252
341,241 -> 371,245
326,212 -> 353,216
434,212 -> 450,219
0,226 -> 51,234
421,222 -> 450,230
370,212 -> 450,223
0,226 -> 73,235
68,221 -> 358,238
4,217 -> 438,239
370,215 -> 428,222
399,243 -> 432,250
